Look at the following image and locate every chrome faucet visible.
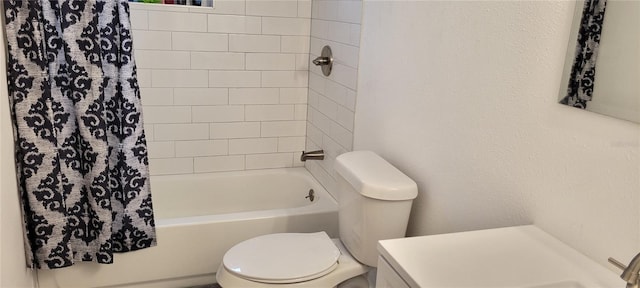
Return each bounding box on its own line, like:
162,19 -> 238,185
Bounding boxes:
300,150 -> 324,162
609,253 -> 640,288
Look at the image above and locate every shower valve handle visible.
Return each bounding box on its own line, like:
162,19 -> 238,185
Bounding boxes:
313,56 -> 331,66
313,45 -> 333,76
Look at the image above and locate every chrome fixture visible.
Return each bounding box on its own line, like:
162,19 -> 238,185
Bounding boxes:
300,150 -> 324,162
305,189 -> 315,202
609,253 -> 640,288
312,45 -> 333,76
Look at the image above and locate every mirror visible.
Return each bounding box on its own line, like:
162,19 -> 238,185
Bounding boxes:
558,0 -> 640,123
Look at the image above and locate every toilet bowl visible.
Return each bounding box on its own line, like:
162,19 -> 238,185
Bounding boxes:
216,151 -> 418,288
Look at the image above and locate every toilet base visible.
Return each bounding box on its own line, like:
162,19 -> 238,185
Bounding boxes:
336,275 -> 369,288
216,239 -> 370,288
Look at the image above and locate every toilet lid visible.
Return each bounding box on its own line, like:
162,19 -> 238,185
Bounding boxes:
223,232 -> 341,283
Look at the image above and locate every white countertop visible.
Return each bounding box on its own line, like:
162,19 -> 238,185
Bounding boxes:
377,225 -> 621,288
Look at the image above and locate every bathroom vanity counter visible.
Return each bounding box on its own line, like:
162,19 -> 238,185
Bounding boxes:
376,225 -> 621,288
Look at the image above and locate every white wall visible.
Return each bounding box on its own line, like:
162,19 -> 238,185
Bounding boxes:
354,0 -> 640,268
0,18 -> 35,288
130,1 -> 312,176
305,0 -> 362,198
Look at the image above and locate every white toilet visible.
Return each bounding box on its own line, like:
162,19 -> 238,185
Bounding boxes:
216,151 -> 418,287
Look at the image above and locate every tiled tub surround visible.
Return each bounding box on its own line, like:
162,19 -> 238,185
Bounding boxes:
130,1 -> 312,175
305,0 -> 362,198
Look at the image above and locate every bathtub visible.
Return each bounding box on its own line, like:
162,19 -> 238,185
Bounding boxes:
37,168 -> 338,288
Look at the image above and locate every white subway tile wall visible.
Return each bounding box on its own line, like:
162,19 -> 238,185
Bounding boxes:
131,1 -> 311,175
305,0 -> 361,199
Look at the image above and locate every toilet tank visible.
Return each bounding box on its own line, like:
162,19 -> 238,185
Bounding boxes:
334,151 -> 418,267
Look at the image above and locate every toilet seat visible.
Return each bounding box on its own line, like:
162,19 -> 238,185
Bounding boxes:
222,232 -> 341,284
217,238 -> 370,288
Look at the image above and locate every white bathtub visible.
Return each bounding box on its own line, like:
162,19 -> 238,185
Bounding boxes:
37,168 -> 338,288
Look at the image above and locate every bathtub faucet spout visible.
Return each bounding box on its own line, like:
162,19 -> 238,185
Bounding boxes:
300,150 -> 325,162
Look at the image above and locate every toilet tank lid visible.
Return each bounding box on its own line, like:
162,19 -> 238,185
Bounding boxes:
335,151 -> 418,201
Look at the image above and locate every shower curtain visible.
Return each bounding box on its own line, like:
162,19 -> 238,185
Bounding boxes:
4,0 -> 156,269
560,0 -> 607,108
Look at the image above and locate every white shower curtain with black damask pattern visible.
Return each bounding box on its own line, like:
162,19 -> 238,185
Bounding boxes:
3,0 -> 156,269
561,0 -> 607,108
